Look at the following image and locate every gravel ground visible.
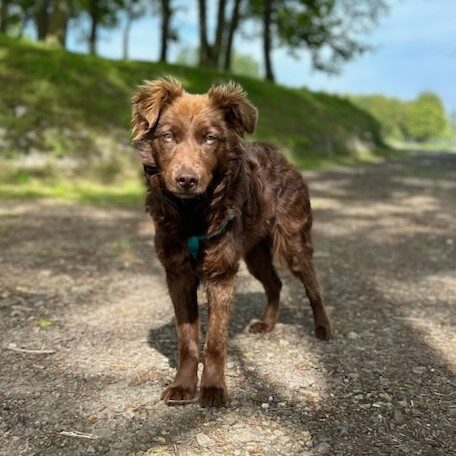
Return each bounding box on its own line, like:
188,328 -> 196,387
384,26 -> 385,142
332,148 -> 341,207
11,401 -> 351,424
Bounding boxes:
1,152 -> 455,456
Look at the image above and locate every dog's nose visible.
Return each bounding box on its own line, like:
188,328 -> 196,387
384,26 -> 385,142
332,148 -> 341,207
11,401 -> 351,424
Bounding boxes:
175,172 -> 198,190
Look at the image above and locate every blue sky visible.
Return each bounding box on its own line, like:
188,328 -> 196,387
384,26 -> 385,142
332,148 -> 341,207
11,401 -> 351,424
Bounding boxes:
65,0 -> 456,113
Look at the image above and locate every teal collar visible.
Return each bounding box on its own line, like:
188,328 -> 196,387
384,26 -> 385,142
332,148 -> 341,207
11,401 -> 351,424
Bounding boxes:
187,211 -> 235,261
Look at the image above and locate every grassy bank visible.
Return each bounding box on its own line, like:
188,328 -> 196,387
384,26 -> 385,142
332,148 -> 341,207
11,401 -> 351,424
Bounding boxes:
0,35 -> 387,206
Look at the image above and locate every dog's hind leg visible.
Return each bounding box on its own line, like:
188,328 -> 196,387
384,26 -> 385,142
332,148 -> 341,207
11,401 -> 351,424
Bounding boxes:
281,230 -> 332,341
244,239 -> 282,333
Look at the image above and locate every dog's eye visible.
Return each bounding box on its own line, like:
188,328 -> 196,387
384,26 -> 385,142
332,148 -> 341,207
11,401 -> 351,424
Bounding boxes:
204,134 -> 217,144
162,132 -> 173,142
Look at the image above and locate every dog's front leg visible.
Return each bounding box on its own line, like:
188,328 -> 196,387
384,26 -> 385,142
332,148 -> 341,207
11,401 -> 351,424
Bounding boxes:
200,275 -> 235,407
161,269 -> 199,403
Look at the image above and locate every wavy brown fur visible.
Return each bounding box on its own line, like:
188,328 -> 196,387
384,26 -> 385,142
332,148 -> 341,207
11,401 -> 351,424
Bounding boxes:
131,77 -> 332,407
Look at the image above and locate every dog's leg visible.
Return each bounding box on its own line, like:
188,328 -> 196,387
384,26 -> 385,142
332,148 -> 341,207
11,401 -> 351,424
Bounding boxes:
161,270 -> 199,403
244,239 -> 282,333
284,234 -> 332,341
200,275 -> 235,407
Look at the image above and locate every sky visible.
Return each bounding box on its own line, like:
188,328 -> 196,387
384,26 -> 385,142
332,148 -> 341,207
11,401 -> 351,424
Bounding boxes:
65,0 -> 456,113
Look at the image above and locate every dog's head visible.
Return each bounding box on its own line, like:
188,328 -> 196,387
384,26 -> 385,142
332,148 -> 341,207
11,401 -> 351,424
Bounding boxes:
131,77 -> 257,199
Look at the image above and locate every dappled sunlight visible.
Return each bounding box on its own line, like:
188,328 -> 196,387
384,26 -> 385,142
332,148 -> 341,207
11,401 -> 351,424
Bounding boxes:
2,153 -> 456,455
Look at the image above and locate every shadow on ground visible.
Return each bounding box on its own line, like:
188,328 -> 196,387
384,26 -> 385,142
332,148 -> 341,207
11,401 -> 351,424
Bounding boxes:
0,152 -> 455,455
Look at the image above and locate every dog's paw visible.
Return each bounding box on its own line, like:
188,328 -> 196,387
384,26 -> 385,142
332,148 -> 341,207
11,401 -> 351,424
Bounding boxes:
248,319 -> 275,334
199,386 -> 227,408
161,384 -> 196,404
315,323 -> 332,341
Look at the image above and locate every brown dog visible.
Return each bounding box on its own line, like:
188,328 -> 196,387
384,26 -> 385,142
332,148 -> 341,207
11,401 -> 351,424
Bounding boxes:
131,77 -> 332,407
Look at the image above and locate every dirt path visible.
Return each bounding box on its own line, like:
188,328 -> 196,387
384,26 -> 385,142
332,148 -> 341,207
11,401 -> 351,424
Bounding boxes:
1,152 -> 455,456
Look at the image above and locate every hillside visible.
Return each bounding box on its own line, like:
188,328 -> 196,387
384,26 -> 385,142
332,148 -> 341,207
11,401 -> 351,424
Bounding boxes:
0,36 -> 385,204
0,36 -> 385,157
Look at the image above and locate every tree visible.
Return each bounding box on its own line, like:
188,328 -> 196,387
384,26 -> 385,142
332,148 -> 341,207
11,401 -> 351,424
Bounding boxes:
250,0 -> 388,81
223,0 -> 242,71
79,0 -> 124,55
35,0 -> 51,40
158,0 -> 170,61
0,0 -> 12,33
262,0 -> 274,80
403,92 -> 447,142
197,0 -> 227,67
46,0 -> 71,46
0,0 -> 35,36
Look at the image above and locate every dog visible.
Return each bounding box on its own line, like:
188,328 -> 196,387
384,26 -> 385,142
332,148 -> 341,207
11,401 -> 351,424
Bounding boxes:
131,77 -> 332,407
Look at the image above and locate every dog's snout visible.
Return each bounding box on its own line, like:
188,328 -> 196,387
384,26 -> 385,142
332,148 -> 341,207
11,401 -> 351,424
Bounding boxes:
175,169 -> 199,190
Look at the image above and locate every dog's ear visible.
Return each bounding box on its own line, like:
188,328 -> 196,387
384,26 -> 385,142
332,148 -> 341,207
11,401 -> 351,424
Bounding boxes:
131,77 -> 183,141
208,82 -> 258,135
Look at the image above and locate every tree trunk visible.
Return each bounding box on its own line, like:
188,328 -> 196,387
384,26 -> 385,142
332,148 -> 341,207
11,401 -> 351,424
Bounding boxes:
0,0 -> 11,33
159,0 -> 171,62
213,0 -> 226,67
263,0 -> 275,81
198,0 -> 211,65
35,0 -> 50,40
46,0 -> 70,47
88,0 -> 99,55
123,14 -> 132,60
223,0 -> 242,71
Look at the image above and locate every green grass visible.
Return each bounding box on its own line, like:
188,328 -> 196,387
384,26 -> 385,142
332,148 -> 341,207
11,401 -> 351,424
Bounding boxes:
0,178 -> 145,207
0,35 -> 388,207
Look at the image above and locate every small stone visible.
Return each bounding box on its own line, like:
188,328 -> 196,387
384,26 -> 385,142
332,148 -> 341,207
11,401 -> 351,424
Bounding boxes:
261,403 -> 270,410
379,393 -> 392,401
279,339 -> 290,347
446,238 -> 454,245
314,442 -> 331,454
411,366 -> 427,375
347,331 -> 358,340
122,410 -> 135,419
153,436 -> 166,443
196,432 -> 215,448
15,105 -> 28,118
268,396 -> 274,402
302,431 -> 311,441
398,400 -> 407,407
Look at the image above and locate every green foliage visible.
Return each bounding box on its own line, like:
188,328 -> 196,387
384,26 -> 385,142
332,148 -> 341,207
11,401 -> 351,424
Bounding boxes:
77,0 -> 125,28
250,0 -> 388,74
0,35 -> 385,206
351,92 -> 449,143
402,92 -> 447,142
349,94 -> 406,138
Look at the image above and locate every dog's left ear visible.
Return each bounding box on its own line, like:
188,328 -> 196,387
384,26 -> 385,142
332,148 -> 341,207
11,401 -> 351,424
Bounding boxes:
208,82 -> 258,135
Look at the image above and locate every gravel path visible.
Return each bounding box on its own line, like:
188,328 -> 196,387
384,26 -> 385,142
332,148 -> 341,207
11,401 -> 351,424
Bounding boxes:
1,152 -> 455,456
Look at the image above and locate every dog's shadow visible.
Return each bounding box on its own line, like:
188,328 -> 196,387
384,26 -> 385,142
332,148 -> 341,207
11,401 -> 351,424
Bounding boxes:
147,291 -> 303,368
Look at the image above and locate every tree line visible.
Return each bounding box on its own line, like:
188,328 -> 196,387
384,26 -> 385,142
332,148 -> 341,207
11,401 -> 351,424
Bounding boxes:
0,0 -> 388,81
351,92 -> 451,142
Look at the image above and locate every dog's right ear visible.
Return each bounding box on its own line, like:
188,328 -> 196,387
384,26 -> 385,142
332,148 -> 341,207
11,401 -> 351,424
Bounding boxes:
131,77 -> 183,142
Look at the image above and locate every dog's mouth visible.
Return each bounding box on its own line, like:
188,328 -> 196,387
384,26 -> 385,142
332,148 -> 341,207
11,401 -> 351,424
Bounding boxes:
174,191 -> 201,199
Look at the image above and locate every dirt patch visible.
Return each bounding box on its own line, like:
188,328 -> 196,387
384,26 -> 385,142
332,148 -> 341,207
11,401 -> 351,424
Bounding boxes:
1,153 -> 455,455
